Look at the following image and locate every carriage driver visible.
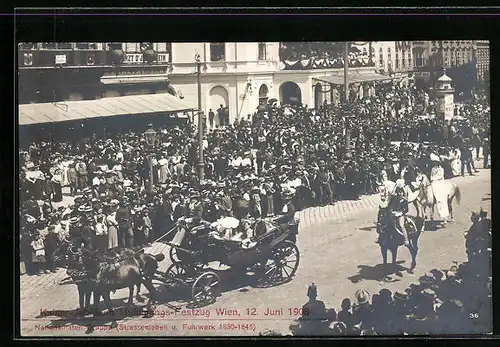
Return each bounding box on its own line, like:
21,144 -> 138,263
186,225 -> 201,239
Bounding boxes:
389,179 -> 410,248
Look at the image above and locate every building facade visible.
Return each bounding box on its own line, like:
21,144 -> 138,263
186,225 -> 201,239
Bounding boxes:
370,41 -> 414,77
18,42 -> 174,104
474,40 -> 489,83
18,42 -> 406,125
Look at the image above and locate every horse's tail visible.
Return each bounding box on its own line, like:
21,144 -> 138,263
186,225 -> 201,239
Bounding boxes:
454,184 -> 461,205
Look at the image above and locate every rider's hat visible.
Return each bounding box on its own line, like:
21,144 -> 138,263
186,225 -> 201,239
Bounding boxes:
355,289 -> 370,305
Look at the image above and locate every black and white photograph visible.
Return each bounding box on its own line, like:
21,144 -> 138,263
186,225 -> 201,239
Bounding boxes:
17,40 -> 491,336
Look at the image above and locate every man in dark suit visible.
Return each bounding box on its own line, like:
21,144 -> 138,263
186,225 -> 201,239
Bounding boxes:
116,199 -> 134,249
208,109 -> 215,129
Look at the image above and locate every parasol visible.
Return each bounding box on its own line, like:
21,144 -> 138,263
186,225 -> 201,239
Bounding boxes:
218,217 -> 240,229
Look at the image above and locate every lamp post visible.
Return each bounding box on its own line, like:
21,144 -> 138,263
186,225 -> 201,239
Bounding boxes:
344,41 -> 351,151
143,123 -> 157,192
195,53 -> 205,181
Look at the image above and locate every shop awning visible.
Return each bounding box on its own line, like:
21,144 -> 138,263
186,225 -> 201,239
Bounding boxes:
314,72 -> 393,85
19,93 -> 194,126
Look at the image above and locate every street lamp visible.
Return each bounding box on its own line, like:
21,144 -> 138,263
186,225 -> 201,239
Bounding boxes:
344,41 -> 351,151
143,123 -> 157,192
195,53 -> 205,181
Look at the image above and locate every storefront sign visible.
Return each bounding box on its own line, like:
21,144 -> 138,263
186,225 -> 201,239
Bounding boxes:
102,67 -> 170,77
125,54 -> 144,63
157,53 -> 169,62
124,53 -> 170,64
55,54 -> 67,64
414,71 -> 430,78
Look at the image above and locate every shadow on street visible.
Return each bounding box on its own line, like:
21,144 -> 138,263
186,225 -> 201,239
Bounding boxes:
348,262 -> 407,284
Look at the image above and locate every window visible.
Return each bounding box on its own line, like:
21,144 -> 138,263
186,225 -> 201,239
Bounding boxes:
125,43 -> 139,52
210,43 -> 225,62
395,53 -> 399,69
107,43 -> 123,50
19,42 -> 36,50
258,42 -> 267,60
75,43 -> 98,50
379,47 -> 383,67
387,48 -> 391,65
40,42 -> 72,49
415,52 -> 423,67
157,43 -> 168,52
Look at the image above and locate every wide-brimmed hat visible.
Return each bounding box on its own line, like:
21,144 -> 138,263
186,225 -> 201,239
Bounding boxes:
394,291 -> 408,301
69,216 -> 81,224
25,214 -> 37,224
355,289 -> 370,305
78,205 -> 92,213
422,288 -> 436,300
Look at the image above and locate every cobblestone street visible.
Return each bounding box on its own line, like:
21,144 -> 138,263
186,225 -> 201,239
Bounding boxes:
19,167 -> 491,336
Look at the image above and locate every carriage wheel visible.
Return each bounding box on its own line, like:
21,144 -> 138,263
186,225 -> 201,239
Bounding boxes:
191,272 -> 220,307
256,240 -> 300,287
165,262 -> 191,286
169,246 -> 192,263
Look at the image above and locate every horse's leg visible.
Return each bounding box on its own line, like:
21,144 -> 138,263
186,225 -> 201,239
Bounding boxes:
84,286 -> 92,311
93,291 -> 101,316
409,244 -> 418,273
391,246 -> 398,265
414,201 -> 420,219
448,198 -> 454,223
127,285 -> 134,305
141,279 -> 157,311
381,246 -> 388,265
77,285 -> 85,311
136,283 -> 144,302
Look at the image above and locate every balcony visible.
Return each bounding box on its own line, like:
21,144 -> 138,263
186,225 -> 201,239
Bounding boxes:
18,49 -> 172,69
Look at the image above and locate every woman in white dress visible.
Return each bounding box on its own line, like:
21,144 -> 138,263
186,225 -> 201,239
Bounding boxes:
105,201 -> 119,249
451,148 -> 461,177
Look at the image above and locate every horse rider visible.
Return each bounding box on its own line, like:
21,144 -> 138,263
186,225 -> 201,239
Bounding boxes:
389,179 -> 411,247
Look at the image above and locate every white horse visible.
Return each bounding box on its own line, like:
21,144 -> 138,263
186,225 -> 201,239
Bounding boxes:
413,166 -> 461,229
411,172 -> 436,229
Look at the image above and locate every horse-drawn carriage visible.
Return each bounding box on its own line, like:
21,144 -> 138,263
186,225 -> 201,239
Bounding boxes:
154,217 -> 300,307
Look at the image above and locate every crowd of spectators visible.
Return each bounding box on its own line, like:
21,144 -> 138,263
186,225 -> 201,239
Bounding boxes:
280,42 -> 374,70
282,208 -> 491,336
19,82 -> 490,278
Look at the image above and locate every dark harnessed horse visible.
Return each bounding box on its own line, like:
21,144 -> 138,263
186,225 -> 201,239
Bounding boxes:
377,205 -> 422,273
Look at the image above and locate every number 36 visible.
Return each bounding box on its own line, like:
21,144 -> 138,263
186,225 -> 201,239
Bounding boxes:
469,313 -> 479,319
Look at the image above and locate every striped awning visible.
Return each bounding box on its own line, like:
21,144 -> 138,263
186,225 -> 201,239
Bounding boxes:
314,72 -> 393,85
19,93 -> 194,126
